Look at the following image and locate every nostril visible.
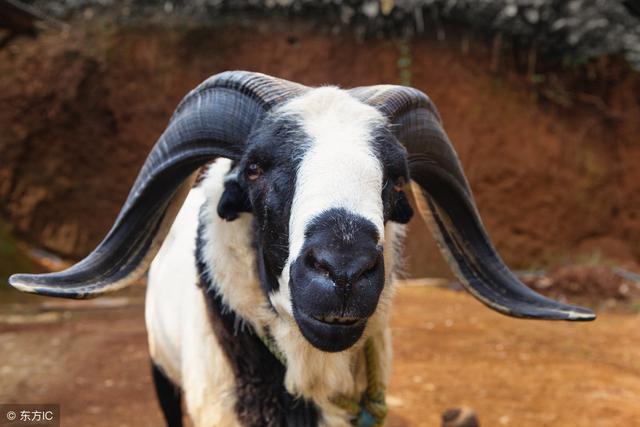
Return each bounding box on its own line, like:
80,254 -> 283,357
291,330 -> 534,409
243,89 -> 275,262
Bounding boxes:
306,251 -> 331,277
313,260 -> 330,277
351,257 -> 379,283
303,247 -> 381,286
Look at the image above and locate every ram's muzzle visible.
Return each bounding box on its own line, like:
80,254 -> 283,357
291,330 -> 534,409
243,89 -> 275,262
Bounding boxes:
289,209 -> 384,352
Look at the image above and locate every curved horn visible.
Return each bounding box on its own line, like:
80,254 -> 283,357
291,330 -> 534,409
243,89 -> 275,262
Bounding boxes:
9,71 -> 306,299
351,86 -> 595,321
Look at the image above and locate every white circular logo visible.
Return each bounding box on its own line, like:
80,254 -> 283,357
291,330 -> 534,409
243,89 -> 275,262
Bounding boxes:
6,410 -> 16,421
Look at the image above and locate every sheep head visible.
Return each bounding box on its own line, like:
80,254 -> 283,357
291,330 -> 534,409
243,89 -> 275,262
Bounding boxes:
9,71 -> 595,353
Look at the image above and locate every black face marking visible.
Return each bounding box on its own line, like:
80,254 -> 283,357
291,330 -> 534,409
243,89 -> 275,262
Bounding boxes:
195,219 -> 319,426
289,208 -> 384,352
238,114 -> 307,292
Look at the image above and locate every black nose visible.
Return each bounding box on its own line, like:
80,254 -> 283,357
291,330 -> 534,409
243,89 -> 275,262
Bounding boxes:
289,209 -> 386,352
305,246 -> 381,290
290,208 -> 385,316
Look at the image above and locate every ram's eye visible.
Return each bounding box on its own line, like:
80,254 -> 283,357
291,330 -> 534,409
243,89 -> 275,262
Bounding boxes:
246,163 -> 264,181
394,177 -> 406,192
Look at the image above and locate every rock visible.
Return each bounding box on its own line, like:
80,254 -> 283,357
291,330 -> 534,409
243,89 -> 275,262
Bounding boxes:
442,407 -> 479,427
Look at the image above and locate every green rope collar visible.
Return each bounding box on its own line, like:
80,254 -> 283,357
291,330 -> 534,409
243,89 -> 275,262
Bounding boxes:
257,332 -> 387,427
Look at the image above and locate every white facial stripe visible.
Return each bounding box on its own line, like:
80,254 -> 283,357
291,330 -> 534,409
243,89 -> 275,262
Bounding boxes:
274,87 -> 386,301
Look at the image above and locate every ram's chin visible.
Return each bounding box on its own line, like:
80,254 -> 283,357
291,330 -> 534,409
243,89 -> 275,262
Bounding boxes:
293,307 -> 367,353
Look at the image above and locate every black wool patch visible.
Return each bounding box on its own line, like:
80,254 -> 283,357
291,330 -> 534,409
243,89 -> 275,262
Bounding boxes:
195,219 -> 319,427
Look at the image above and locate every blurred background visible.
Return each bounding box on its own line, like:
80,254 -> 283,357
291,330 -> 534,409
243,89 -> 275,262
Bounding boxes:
1,1 -> 639,426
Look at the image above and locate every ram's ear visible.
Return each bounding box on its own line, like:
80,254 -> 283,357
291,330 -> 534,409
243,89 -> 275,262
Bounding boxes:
217,176 -> 252,221
390,189 -> 414,224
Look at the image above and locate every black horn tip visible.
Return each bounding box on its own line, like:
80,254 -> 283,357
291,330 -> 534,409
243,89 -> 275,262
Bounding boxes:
461,272 -> 597,322
9,273 -> 115,299
482,294 -> 597,321
514,304 -> 596,321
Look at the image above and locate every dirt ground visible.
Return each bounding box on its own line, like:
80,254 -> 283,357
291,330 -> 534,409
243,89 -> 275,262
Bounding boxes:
0,285 -> 638,427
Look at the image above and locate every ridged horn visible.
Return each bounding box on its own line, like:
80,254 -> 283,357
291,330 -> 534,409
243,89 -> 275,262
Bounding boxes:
351,85 -> 595,321
9,71 -> 306,299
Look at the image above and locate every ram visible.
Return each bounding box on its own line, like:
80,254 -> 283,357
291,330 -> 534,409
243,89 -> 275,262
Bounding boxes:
9,71 -> 595,427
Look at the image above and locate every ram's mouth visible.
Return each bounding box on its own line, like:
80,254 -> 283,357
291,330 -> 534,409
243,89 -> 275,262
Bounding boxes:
312,315 -> 360,326
293,308 -> 368,352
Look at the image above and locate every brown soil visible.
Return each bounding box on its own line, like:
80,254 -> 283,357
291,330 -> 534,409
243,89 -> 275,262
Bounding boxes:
0,286 -> 638,427
1,17 -> 639,279
522,264 -> 640,306
388,286 -> 640,427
